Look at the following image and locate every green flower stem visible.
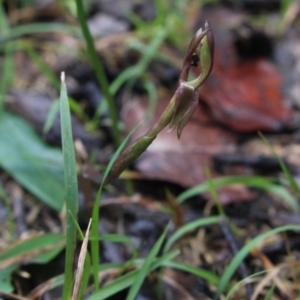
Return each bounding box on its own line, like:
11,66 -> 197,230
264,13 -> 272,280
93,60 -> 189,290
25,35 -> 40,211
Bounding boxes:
145,96 -> 176,137
105,96 -> 176,183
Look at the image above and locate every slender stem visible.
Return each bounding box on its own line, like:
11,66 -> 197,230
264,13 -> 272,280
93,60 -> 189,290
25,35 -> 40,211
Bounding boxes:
105,97 -> 176,183
146,96 -> 175,137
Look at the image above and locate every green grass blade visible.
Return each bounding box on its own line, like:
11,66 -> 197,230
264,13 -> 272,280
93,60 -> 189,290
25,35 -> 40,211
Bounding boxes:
24,42 -> 60,89
68,210 -> 85,240
177,175 -> 300,212
0,23 -> 80,43
0,265 -> 16,294
0,233 -> 65,264
109,66 -> 140,97
102,122 -> 142,185
162,260 -> 219,285
143,79 -> 157,121
133,250 -> 179,269
43,100 -> 60,134
89,234 -> 137,259
91,122 -> 142,290
125,224 -> 170,300
60,72 -> 79,300
177,175 -> 274,203
164,216 -> 221,253
90,269 -> 141,300
264,282 -> 275,300
267,184 -> 299,212
0,112 -> 65,210
0,42 -> 13,114
215,224 -> 300,299
0,3 -> 14,115
225,270 -> 267,300
280,0 -> 291,18
87,250 -> 179,300
74,0 -> 120,145
0,187 -> 15,240
26,262 -> 125,299
109,30 -> 167,97
205,166 -> 226,216
259,132 -> 300,197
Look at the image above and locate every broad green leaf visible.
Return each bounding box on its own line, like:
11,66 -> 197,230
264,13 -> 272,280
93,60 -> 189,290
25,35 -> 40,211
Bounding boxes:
0,265 -> 17,294
0,112 -> 64,210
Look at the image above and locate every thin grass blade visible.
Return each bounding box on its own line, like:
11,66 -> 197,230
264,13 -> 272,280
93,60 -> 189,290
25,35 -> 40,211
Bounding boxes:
164,216 -> 221,253
259,132 -> 300,197
225,270 -> 267,300
264,283 -> 276,300
60,72 -> 79,300
91,122 -> 142,290
0,3 -> 14,114
87,250 -> 179,300
215,224 -> 300,299
162,260 -> 219,285
177,175 -> 299,212
205,166 -> 226,216
74,0 -> 120,145
125,224 -> 170,300
0,23 -> 79,44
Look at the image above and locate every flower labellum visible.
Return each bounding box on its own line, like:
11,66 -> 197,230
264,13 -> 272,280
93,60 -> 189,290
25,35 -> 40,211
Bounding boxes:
169,21 -> 214,139
168,83 -> 199,139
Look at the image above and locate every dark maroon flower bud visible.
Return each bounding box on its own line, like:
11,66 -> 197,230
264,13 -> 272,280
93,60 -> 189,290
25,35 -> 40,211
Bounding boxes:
169,22 -> 214,139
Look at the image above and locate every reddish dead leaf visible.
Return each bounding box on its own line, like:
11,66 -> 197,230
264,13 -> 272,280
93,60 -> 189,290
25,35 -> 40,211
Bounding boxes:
197,13 -> 291,131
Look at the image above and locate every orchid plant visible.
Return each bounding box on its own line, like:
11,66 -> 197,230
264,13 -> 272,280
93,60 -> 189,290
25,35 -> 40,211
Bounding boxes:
106,22 -> 214,183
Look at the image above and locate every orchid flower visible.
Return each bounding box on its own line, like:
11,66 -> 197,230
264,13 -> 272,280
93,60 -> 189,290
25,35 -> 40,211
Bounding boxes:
169,21 -> 214,138
106,22 -> 214,183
